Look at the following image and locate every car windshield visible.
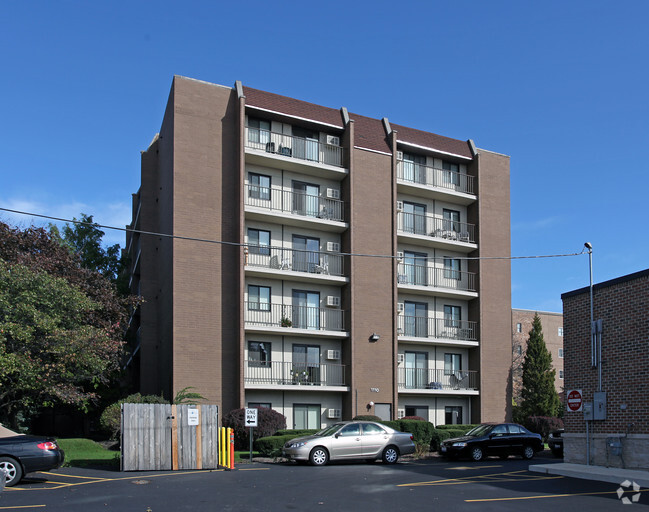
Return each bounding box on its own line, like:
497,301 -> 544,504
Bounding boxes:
315,424 -> 344,437
465,424 -> 494,437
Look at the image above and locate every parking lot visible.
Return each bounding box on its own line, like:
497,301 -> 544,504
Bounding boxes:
1,454 -> 645,511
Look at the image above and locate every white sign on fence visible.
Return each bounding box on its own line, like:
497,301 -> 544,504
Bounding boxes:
188,407 -> 199,426
245,408 -> 258,427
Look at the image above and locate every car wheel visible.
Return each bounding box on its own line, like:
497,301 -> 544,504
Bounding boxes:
522,445 -> 535,460
470,446 -> 484,462
309,447 -> 329,466
0,456 -> 23,487
382,446 -> 399,464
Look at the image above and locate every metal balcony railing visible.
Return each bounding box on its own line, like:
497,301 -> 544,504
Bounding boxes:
397,368 -> 478,391
245,302 -> 346,332
397,263 -> 476,292
397,211 -> 475,243
245,185 -> 345,223
245,127 -> 344,168
396,160 -> 475,195
397,316 -> 478,341
245,361 -> 346,387
246,246 -> 344,277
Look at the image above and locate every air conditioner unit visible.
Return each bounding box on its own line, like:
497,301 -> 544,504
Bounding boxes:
396,201 -> 404,211
397,409 -> 405,419
326,296 -> 340,307
396,151 -> 403,160
326,135 -> 340,146
397,354 -> 404,364
326,188 -> 340,199
326,242 -> 340,252
397,302 -> 404,313
326,350 -> 341,360
327,408 -> 341,419
396,251 -> 404,260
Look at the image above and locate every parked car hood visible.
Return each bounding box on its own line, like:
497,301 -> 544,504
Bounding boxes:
443,435 -> 476,443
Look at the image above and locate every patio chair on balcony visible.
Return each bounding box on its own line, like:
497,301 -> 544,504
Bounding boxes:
458,231 -> 470,242
277,145 -> 292,157
265,142 -> 276,153
450,371 -> 469,389
318,207 -> 335,220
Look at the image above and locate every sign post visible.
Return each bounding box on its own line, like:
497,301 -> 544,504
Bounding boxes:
245,408 -> 258,462
567,389 -> 583,412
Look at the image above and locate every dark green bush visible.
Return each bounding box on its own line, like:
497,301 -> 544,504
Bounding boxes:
255,434 -> 295,457
274,429 -> 319,437
435,424 -> 478,431
352,415 -> 382,421
430,428 -> 469,450
100,393 -> 168,440
395,420 -> 435,446
524,416 -> 563,440
223,408 -> 287,450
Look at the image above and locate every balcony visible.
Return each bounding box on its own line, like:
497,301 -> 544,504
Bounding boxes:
396,160 -> 475,203
245,302 -> 347,336
396,211 -> 476,251
245,246 -> 347,284
245,127 -> 346,176
397,316 -> 478,345
245,361 -> 347,388
397,263 -> 476,298
397,368 -> 479,392
245,185 -> 347,232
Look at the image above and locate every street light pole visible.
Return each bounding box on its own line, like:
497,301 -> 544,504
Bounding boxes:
584,242 -> 593,466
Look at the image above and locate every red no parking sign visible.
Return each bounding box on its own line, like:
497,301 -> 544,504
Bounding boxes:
567,389 -> 583,412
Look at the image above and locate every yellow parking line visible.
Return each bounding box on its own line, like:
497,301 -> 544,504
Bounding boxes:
39,472 -> 105,480
0,505 -> 46,509
399,470 -> 563,487
466,488 -> 649,502
239,468 -> 269,471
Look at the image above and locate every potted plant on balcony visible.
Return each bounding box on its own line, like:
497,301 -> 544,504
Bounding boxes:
281,317 -> 292,327
291,367 -> 309,384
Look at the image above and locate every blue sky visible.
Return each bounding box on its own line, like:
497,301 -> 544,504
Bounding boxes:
1,1 -> 647,312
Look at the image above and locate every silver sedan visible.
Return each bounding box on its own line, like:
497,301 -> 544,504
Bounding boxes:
283,421 -> 415,466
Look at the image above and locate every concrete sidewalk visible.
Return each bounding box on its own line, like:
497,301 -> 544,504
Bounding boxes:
530,462 -> 649,487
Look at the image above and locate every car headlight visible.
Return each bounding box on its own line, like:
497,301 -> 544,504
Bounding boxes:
288,441 -> 307,449
452,442 -> 467,447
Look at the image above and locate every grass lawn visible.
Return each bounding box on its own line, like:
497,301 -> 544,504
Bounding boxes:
57,438 -> 120,469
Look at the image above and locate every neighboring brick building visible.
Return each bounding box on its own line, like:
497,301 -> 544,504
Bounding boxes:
511,309 -> 564,404
126,76 -> 512,429
562,268 -> 649,469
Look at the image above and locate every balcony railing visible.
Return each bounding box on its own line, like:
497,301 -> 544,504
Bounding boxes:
397,368 -> 478,391
245,127 -> 344,168
397,316 -> 478,341
397,211 -> 475,243
397,263 -> 476,292
245,302 -> 346,332
245,361 -> 346,387
396,160 -> 475,195
245,185 -> 345,223
246,246 -> 344,277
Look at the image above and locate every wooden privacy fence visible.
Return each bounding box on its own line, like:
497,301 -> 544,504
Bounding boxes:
121,403 -> 219,471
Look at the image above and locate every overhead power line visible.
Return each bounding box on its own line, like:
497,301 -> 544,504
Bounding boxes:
0,206 -> 586,262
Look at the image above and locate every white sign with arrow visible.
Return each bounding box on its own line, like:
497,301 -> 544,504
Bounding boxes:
245,407 -> 258,428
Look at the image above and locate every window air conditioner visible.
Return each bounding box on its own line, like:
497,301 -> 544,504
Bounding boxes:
396,201 -> 404,211
326,296 -> 340,307
326,242 -> 340,252
397,354 -> 404,364
326,350 -> 341,360
397,302 -> 404,313
396,251 -> 404,260
397,409 -> 405,419
326,135 -> 340,146
396,151 -> 403,160
327,409 -> 341,419
326,188 -> 340,199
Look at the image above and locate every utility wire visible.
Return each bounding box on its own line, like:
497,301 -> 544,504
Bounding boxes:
0,206 -> 586,262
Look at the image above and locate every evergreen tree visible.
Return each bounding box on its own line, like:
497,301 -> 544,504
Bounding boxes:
520,314 -> 561,418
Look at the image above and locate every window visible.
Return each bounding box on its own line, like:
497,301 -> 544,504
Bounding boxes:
405,405 -> 429,420
292,181 -> 320,217
442,209 -> 461,232
362,423 -> 387,435
404,301 -> 428,337
444,257 -> 461,280
404,351 -> 428,389
248,228 -> 270,256
516,323 -> 522,333
248,341 -> 271,367
248,117 -> 271,144
558,327 -> 564,336
339,423 -> 361,436
515,344 -> 522,355
444,305 -> 462,328
249,173 -> 271,201
248,285 -> 271,311
508,424 -> 524,434
442,160 -> 460,186
402,152 -> 427,184
404,251 -> 427,285
445,406 -> 462,425
402,201 -> 427,235
293,235 -> 320,272
293,404 -> 320,429
292,290 -> 320,330
558,348 -> 564,358
444,353 -> 462,375
559,370 -> 564,379
248,402 -> 271,409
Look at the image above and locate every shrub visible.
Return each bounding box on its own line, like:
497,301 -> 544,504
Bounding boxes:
100,393 -> 167,440
524,416 -> 564,440
430,428 -> 467,450
435,424 -> 478,431
401,416 -> 426,421
274,429 -> 318,437
352,415 -> 382,421
395,420 -> 435,447
223,408 -> 286,450
254,434 -> 295,457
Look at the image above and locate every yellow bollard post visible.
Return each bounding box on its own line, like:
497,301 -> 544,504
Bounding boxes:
219,427 -> 225,467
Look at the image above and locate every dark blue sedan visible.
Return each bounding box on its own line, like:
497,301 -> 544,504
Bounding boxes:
0,435 -> 65,486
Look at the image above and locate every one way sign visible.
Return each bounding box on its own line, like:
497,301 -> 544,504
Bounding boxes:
245,408 -> 258,427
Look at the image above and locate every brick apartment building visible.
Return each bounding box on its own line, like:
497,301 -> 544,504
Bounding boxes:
511,309 -> 564,403
126,76 -> 512,429
562,268 -> 649,469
